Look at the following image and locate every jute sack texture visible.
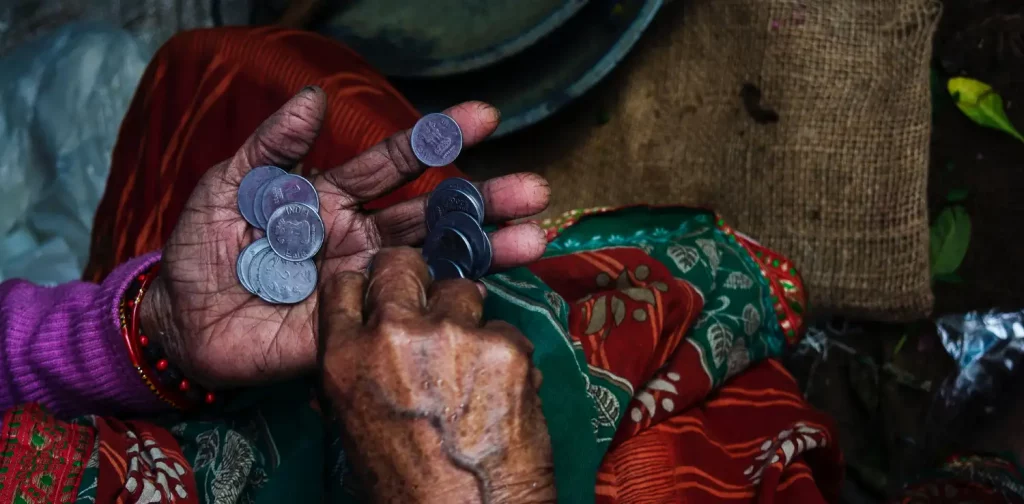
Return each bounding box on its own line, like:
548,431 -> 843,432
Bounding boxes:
466,0 -> 942,320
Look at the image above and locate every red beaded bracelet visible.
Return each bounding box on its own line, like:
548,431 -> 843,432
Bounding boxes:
118,263 -> 215,409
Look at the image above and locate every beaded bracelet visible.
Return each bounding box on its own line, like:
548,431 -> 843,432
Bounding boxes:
118,263 -> 215,409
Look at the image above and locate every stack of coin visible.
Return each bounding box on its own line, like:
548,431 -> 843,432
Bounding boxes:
422,179 -> 491,280
409,113 -> 493,281
235,167 -> 324,304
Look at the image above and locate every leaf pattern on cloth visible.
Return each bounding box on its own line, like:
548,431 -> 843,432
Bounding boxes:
696,239 -> 720,272
724,271 -> 754,290
581,267 -> 668,339
666,245 -> 701,272
743,303 -> 761,336
210,431 -> 255,503
707,323 -> 733,368
743,423 -> 828,485
588,383 -> 621,430
544,290 -> 566,319
193,431 -> 219,470
629,372 -> 683,423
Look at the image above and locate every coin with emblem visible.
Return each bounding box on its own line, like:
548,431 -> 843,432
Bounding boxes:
429,211 -> 492,279
427,258 -> 466,281
411,113 -> 463,167
236,238 -> 270,294
266,202 -> 325,262
260,174 -> 319,228
254,251 -> 317,304
425,177 -> 484,231
238,166 -> 287,227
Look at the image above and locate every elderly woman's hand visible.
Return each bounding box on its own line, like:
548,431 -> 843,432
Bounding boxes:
139,87 -> 550,388
319,247 -> 556,504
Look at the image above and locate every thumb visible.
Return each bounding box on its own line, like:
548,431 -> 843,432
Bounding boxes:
227,86 -> 327,184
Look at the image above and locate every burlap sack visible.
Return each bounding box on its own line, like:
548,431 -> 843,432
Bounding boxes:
462,0 -> 941,320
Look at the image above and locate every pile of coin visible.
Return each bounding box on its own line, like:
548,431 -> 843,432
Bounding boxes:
232,112 -> 489,303
423,177 -> 492,280
410,113 -> 493,281
235,167 -> 324,304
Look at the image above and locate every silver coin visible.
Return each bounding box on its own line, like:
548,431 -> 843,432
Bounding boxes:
238,166 -> 287,227
248,247 -> 275,301
260,174 -> 319,226
266,202 -> 325,261
411,113 -> 463,167
255,250 -> 317,304
236,238 -> 270,294
430,211 -> 492,279
426,178 -> 484,231
428,258 -> 465,281
253,178 -> 275,229
423,223 -> 475,274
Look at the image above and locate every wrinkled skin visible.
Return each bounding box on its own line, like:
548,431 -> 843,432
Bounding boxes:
140,87 -> 551,387
319,248 -> 556,504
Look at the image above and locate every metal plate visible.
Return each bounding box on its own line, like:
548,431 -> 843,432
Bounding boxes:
319,0 -> 589,77
393,0 -> 663,138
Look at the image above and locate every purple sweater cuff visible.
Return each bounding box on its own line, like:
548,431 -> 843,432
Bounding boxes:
0,253 -> 168,419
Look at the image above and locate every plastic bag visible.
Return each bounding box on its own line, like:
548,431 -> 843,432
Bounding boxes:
0,0 -> 253,57
925,310 -> 1024,453
0,23 -> 154,284
786,311 -> 1024,496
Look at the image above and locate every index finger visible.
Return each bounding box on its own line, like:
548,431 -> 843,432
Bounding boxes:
316,101 -> 500,204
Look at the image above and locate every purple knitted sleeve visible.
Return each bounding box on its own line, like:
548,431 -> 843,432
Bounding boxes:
0,253 -> 168,420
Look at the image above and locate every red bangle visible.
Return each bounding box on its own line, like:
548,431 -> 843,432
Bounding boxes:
118,263 -> 216,409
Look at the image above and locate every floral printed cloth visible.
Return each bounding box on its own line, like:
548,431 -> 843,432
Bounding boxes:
1,27 -> 847,504
2,205 -> 846,504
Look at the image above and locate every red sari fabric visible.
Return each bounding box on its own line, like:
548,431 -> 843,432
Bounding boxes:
84,27 -> 458,282
83,27 -> 844,502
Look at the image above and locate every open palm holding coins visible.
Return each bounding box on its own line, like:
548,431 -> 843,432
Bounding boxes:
234,112 -> 489,303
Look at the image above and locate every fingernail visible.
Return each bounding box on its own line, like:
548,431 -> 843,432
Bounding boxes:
301,85 -> 322,94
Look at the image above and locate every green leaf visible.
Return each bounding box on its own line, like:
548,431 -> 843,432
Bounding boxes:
948,77 -> 1024,143
893,334 -> 908,357
946,188 -> 969,202
930,205 -> 972,277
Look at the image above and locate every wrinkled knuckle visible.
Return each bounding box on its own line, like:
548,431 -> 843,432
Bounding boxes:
437,318 -> 463,339
253,134 -> 299,165
484,338 -> 529,371
392,246 -> 424,264
374,316 -> 414,341
289,93 -> 322,119
383,132 -> 421,177
372,246 -> 422,272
